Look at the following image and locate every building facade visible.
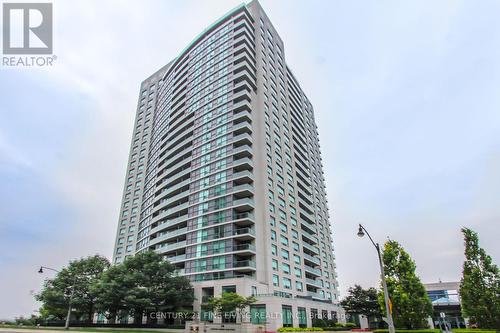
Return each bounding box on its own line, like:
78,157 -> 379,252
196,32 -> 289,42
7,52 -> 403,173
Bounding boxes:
424,281 -> 465,329
112,1 -> 341,329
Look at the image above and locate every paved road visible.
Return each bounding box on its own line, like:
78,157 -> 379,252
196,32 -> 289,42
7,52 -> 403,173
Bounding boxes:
0,329 -> 66,333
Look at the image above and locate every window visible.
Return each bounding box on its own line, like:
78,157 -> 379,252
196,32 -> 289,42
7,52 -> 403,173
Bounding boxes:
296,281 -> 303,292
298,307 -> 307,328
222,285 -> 236,293
250,305 -> 266,324
280,235 -> 289,246
271,244 -> 277,255
293,254 -> 301,265
272,259 -> 278,271
273,274 -> 279,287
294,267 -> 302,278
281,249 -> 289,260
268,190 -> 274,201
283,278 -> 291,289
282,305 -> 293,327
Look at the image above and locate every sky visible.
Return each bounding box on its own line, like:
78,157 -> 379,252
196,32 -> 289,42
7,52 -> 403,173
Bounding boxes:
1,0 -> 500,320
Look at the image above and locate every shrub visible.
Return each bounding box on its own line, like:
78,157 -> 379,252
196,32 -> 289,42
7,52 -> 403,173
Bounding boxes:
453,330 -> 498,333
373,328 -> 440,333
277,327 -> 324,332
322,328 -> 353,331
312,318 -> 339,328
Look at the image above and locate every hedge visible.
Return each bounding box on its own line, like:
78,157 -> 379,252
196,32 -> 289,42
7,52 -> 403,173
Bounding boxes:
373,328 -> 441,333
277,328 -> 324,332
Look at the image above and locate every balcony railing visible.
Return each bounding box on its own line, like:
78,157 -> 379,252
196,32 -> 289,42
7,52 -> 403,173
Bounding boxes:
304,265 -> 322,276
302,242 -> 319,255
305,278 -> 322,287
303,253 -> 321,265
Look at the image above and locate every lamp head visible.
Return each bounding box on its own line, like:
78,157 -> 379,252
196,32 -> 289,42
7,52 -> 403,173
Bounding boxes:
357,225 -> 365,238
38,267 -> 44,274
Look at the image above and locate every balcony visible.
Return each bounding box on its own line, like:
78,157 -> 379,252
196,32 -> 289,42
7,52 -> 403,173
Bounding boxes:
166,254 -> 187,263
151,227 -> 188,245
232,157 -> 253,170
233,243 -> 256,253
302,230 -> 319,245
304,265 -> 321,277
150,213 -> 189,233
187,243 -> 255,259
302,242 -> 319,255
158,166 -> 191,189
303,253 -> 321,266
232,132 -> 252,146
232,144 -> 252,159
231,183 -> 254,197
300,209 -> 315,224
233,211 -> 254,223
300,219 -> 317,234
153,189 -> 190,215
232,259 -> 256,272
158,178 -> 190,198
156,240 -> 187,254
155,201 -> 189,220
305,278 -> 322,288
232,227 -> 255,241
306,291 -> 322,299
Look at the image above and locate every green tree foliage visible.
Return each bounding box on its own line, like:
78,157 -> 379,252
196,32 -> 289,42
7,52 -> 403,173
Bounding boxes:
93,251 -> 194,324
459,227 -> 500,329
91,263 -> 129,323
36,255 -> 110,321
341,285 -> 381,323
380,240 -> 432,329
201,292 -> 256,323
35,251 -> 193,324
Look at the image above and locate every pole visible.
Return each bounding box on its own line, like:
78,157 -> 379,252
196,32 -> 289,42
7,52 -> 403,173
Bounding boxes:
64,275 -> 77,330
39,266 -> 75,330
358,225 -> 396,333
376,243 -> 396,333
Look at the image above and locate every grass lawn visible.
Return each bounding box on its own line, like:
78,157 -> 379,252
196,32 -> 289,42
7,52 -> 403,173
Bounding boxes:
373,329 -> 498,333
0,325 -> 182,333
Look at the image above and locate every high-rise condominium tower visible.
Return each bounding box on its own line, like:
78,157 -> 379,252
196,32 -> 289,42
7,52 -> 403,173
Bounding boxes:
113,1 -> 341,329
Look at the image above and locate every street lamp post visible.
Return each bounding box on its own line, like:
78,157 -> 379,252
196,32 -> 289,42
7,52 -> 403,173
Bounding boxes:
357,224 -> 396,333
38,266 -> 76,330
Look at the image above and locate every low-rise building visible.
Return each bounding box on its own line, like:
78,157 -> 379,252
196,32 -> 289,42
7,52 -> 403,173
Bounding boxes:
424,281 -> 465,328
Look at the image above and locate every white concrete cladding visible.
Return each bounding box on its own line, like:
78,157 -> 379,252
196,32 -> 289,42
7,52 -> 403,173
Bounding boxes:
112,0 -> 342,329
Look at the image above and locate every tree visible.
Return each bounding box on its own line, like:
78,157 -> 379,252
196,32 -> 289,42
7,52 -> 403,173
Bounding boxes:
202,292 -> 256,323
94,251 -> 194,324
36,255 -> 110,321
341,285 -> 381,325
91,263 -> 129,323
459,228 -> 500,329
380,240 -> 432,329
